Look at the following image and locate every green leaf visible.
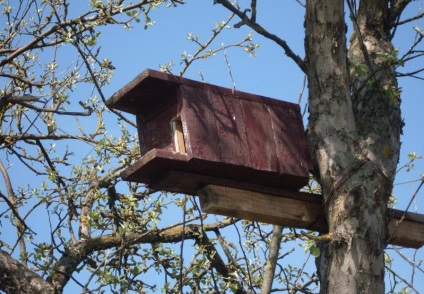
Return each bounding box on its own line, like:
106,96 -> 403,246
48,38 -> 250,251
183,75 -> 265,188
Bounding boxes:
408,152 -> 422,160
310,246 -> 321,257
90,0 -> 104,8
86,36 -> 97,46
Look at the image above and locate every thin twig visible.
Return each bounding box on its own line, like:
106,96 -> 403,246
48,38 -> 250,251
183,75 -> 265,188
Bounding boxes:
179,13 -> 235,76
386,265 -> 420,294
0,161 -> 29,225
222,45 -> 236,93
215,0 -> 306,73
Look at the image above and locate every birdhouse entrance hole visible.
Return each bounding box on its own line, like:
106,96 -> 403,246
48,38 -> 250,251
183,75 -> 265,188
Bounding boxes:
172,117 -> 186,154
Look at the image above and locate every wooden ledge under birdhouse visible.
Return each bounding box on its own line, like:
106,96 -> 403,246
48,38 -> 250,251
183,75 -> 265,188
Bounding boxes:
198,184 -> 424,249
107,69 -> 312,195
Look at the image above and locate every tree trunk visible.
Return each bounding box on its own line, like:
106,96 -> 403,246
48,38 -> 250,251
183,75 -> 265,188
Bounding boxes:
305,1 -> 402,293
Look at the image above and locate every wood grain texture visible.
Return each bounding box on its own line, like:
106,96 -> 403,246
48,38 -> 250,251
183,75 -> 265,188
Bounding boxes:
210,92 -> 252,167
199,185 -> 326,231
180,85 -> 221,162
240,99 -> 279,172
137,103 -> 178,156
268,106 -> 300,176
198,185 -> 424,249
110,68 -> 311,190
106,69 -> 302,114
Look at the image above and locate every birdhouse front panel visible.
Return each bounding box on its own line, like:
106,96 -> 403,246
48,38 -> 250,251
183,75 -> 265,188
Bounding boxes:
106,69 -> 312,195
136,101 -> 178,156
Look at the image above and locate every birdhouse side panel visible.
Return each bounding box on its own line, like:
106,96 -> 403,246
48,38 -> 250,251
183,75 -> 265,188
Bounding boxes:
210,92 -> 252,168
180,85 -> 222,162
268,106 -> 308,177
136,102 -> 179,156
240,99 -> 279,173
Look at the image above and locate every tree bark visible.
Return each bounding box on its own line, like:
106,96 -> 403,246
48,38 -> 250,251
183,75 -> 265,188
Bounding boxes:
0,249 -> 55,294
261,225 -> 283,294
47,219 -> 235,292
305,0 -> 402,293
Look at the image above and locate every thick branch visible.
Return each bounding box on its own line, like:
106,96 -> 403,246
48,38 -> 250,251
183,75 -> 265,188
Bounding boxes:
0,159 -> 29,257
0,249 -> 54,294
48,219 -> 236,292
388,0 -> 412,27
260,225 -> 283,294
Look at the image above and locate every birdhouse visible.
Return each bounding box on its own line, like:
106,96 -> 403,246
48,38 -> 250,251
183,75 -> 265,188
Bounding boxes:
105,69 -> 424,250
107,69 -> 312,195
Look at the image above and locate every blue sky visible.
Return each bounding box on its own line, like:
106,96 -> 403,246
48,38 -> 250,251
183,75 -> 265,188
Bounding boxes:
101,0 -> 424,209
99,1 -> 424,292
1,0 -> 424,292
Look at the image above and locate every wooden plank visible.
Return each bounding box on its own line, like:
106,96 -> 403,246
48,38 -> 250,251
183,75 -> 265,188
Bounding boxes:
387,218 -> 424,249
120,149 -> 190,183
268,106 -> 304,177
198,185 -> 424,249
107,70 -> 180,115
240,99 -> 279,172
145,170 -> 319,197
136,95 -> 176,125
210,92 -> 252,167
199,185 -> 326,232
106,69 -> 302,114
180,85 -> 221,162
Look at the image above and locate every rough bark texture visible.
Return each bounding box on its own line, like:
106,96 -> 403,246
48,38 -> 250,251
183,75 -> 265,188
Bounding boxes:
305,0 -> 402,293
0,249 -> 55,293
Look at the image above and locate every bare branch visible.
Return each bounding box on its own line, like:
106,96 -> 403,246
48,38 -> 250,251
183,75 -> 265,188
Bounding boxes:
179,13 -> 236,76
0,159 -> 31,257
0,1 -> 166,68
214,0 -> 306,73
48,219 -> 236,292
261,225 -> 283,294
15,101 -> 93,116
386,265 -> 420,294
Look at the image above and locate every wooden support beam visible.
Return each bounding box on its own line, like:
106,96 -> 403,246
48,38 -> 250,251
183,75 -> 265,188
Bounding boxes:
198,185 -> 424,249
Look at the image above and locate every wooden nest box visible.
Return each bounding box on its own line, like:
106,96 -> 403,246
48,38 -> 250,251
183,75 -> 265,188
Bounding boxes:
107,69 -> 424,249
107,69 -> 312,194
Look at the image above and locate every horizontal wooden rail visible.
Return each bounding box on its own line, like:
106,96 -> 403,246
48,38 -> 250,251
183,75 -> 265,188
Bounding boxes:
198,185 -> 424,249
